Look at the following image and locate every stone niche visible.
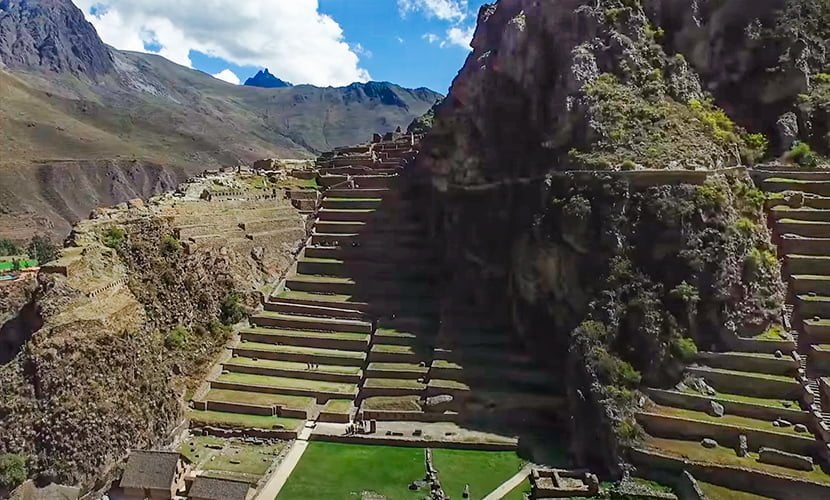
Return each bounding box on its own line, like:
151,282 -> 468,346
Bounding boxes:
530,468 -> 599,498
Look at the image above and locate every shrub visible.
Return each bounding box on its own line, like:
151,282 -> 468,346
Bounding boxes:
220,292 -> 247,325
595,347 -> 642,388
671,337 -> 699,363
616,418 -> 645,445
160,234 -> 182,255
695,179 -> 729,211
103,227 -> 126,249
734,217 -> 760,237
0,239 -> 20,257
621,159 -> 637,171
27,234 -> 58,264
741,133 -> 769,164
670,281 -> 699,304
688,98 -> 739,144
0,453 -> 28,490
785,142 -> 819,167
165,326 -> 189,349
209,319 -> 232,337
746,247 -> 778,274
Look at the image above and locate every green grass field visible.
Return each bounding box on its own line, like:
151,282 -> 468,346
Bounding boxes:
502,478 -> 531,500
431,449 -> 526,499
187,410 -> 303,430
277,443 -> 425,500
180,436 -> 286,482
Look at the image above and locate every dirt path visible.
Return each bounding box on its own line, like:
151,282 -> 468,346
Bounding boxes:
254,421 -> 316,500
482,465 -> 532,500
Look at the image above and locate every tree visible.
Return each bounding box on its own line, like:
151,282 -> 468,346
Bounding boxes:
27,234 -> 59,264
0,239 -> 20,257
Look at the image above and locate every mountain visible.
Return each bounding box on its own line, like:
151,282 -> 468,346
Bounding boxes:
0,0 -> 113,75
0,0 -> 442,240
244,68 -> 292,88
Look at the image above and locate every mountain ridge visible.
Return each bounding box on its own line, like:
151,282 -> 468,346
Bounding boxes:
244,68 -> 292,88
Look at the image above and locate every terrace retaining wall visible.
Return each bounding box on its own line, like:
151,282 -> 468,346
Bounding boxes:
646,389 -> 811,424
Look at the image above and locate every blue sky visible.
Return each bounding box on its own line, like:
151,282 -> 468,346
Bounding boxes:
77,0 -> 489,94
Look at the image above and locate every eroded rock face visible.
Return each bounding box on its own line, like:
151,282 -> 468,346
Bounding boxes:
0,0 -> 114,75
418,0 -> 794,473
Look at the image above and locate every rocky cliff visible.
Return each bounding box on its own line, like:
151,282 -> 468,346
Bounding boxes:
0,172 -> 306,490
418,0 -> 827,473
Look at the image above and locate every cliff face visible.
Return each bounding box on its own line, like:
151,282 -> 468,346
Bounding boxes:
0,0 -> 113,75
418,0 -> 819,472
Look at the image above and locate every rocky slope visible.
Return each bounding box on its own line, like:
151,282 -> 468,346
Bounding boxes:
0,172 -> 306,491
0,0 -> 442,241
419,0 -> 828,474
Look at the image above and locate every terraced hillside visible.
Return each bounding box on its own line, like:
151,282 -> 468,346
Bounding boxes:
630,167 -> 830,499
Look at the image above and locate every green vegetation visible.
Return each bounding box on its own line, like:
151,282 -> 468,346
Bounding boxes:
671,337 -> 698,363
362,395 -> 423,412
103,226 -> 126,249
745,248 -> 778,276
278,443 -> 425,500
364,378 -> 425,389
205,389 -> 314,410
220,291 -> 247,325
432,449 -> 526,500
754,324 -> 787,341
502,479 -> 532,500
179,436 -> 285,482
26,234 -> 58,264
0,453 -> 28,491
697,480 -> 775,499
655,406 -> 808,437
0,239 -> 20,257
187,409 -> 302,430
785,141 -> 820,167
217,372 -> 357,393
322,399 -> 353,414
160,234 -> 182,255
165,325 -> 189,349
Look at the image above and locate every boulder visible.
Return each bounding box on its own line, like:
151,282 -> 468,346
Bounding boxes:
776,112 -> 800,152
758,447 -> 814,471
708,401 -> 725,418
773,418 -> 792,428
737,434 -> 748,457
794,424 -> 809,433
701,438 -> 718,449
424,394 -> 454,412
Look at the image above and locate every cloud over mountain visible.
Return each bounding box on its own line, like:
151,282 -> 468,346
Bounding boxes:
74,0 -> 371,86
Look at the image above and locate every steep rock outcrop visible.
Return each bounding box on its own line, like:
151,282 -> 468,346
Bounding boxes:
244,68 -> 292,88
0,0 -> 113,75
419,0 -> 793,473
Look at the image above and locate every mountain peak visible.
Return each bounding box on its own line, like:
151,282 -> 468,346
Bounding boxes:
0,0 -> 113,76
244,69 -> 292,89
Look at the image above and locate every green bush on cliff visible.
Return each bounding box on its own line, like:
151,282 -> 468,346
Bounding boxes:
0,453 -> 28,491
220,292 -> 246,325
695,179 -> 729,211
785,142 -> 819,167
103,226 -> 126,249
161,234 -> 182,255
165,326 -> 189,349
27,234 -> 58,264
0,239 -> 20,257
671,337 -> 698,363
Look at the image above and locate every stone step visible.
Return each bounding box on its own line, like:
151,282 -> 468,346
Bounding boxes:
645,388 -> 808,425
795,294 -> 830,318
803,318 -> 830,343
251,311 -> 372,334
779,235 -> 830,256
785,254 -> 830,276
264,299 -> 367,321
368,344 -> 425,363
210,373 -> 358,403
771,206 -> 830,223
775,219 -> 830,238
697,352 -> 798,377
233,342 -> 366,366
326,188 -> 391,199
791,275 -> 830,296
200,389 -> 314,417
764,177 -> 830,196
284,275 -> 433,297
310,232 -> 422,247
224,357 -> 362,384
321,198 -> 383,210
314,220 -> 424,235
685,366 -> 802,399
365,362 -> 429,379
359,378 -> 426,398
239,217 -> 302,234
238,327 -> 370,351
636,406 -> 818,458
272,291 -> 437,317
303,245 -> 433,262
296,259 -> 433,280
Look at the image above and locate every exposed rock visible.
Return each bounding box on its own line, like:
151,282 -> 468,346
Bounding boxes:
243,69 -> 292,89
737,435 -> 748,458
701,438 -> 718,449
709,401 -> 725,418
794,423 -> 809,433
777,113 -> 800,152
758,447 -> 814,471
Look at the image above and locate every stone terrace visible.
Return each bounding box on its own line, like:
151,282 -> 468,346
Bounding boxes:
187,134 -> 565,451
632,167 -> 830,499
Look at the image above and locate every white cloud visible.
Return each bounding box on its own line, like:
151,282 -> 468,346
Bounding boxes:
445,25 -> 475,49
75,0 -> 370,87
422,33 -> 441,44
398,0 -> 468,22
396,36 -> 405,44
212,69 -> 241,85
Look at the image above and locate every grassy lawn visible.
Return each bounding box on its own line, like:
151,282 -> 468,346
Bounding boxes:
217,373 -> 357,394
238,342 -> 366,359
363,378 -> 425,389
642,437 -> 830,484
241,327 -> 369,342
368,362 -> 429,374
205,389 -> 314,410
277,443 -> 425,500
502,478 -> 531,500
678,387 -> 800,410
371,344 -> 416,354
361,396 -> 422,411
429,379 -> 470,391
697,481 -> 775,499
323,399 -> 353,414
431,449 -> 526,500
228,357 -> 361,375
180,436 -> 286,483
652,405 -> 810,437
187,410 -> 303,430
